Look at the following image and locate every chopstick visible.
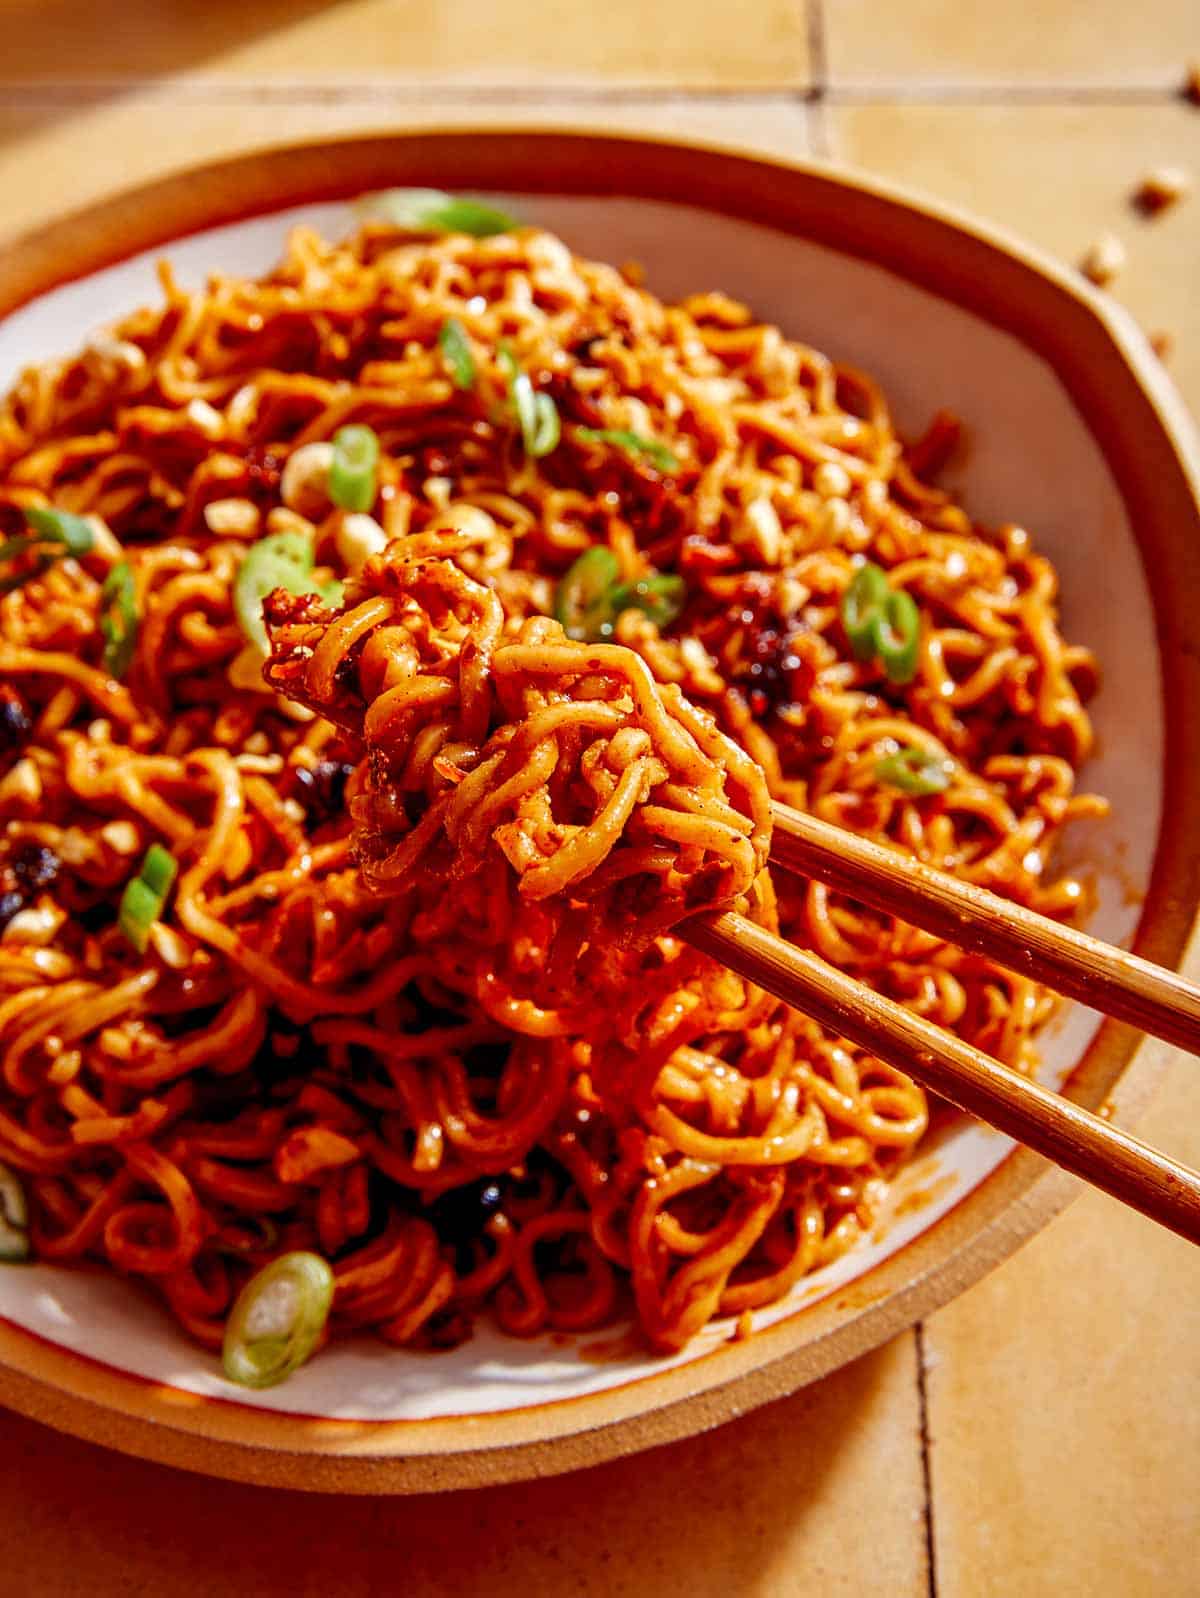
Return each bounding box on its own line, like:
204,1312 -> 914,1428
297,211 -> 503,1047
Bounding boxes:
768,799 -> 1200,1057
685,910 -> 1200,1245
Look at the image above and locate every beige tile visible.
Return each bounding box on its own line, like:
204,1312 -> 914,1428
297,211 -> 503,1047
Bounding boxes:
0,1336 -> 926,1597
0,0 -> 810,89
0,97 -> 811,242
824,0 -> 1198,88
831,102 -> 1200,416
923,1058 -> 1200,1596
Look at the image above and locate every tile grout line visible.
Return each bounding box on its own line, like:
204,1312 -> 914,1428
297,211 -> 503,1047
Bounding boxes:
803,0 -> 832,158
804,0 -> 828,95
0,81 -> 799,107
915,1322 -> 939,1598
0,81 -> 1188,110
826,82 -> 1188,104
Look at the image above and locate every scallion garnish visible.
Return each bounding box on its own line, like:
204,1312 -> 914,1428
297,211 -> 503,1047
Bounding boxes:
0,1162 -> 29,1263
355,188 -> 519,238
222,1251 -> 335,1388
23,506 -> 95,556
234,528 -> 328,655
328,424 -> 380,513
118,843 -> 179,953
0,506 -> 96,592
555,547 -> 621,640
609,573 -> 686,632
841,562 -> 922,685
555,548 -> 687,641
575,426 -> 679,474
875,745 -> 952,797
499,342 -> 560,459
99,559 -> 137,678
438,317 -> 476,390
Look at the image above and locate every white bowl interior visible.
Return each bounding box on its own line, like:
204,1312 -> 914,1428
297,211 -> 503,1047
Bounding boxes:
0,195 -> 1160,1420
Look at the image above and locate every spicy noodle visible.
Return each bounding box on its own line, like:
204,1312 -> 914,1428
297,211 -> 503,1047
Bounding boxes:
0,212 -> 1104,1369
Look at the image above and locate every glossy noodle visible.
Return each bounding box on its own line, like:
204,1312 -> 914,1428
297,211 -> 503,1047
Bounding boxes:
0,213 -> 1104,1366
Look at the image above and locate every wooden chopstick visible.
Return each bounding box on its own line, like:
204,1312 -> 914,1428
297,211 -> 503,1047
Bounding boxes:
685,910 -> 1200,1245
768,799 -> 1200,1057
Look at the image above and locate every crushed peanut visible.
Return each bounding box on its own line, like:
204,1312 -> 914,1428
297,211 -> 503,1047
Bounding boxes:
335,512 -> 389,574
280,441 -> 335,519
203,497 -> 261,537
3,902 -> 65,946
99,820 -> 141,856
185,398 -> 225,439
813,461 -> 852,500
0,757 -> 42,805
733,498 -> 783,566
148,922 -> 193,970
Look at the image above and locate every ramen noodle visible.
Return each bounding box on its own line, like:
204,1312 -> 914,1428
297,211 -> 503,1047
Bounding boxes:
0,210 -> 1104,1370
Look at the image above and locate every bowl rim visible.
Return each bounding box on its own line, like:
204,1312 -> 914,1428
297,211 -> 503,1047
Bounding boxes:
0,125 -> 1196,1494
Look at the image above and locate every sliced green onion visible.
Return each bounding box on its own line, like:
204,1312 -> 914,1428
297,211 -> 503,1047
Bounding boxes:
117,878 -> 162,954
24,505 -> 95,557
328,424 -> 380,513
0,550 -> 50,594
875,745 -> 952,797
555,547 -> 622,640
139,843 -> 179,899
438,317 -> 476,390
610,573 -> 687,632
555,550 -> 687,641
0,1162 -> 29,1263
840,562 -> 922,684
99,560 -> 137,678
0,506 -> 96,592
222,1251 -> 334,1389
575,426 -> 679,474
234,528 -> 322,655
498,342 -> 559,459
842,562 -> 891,662
355,188 -> 519,238
530,391 -> 561,457
875,587 -> 921,684
118,844 -> 179,953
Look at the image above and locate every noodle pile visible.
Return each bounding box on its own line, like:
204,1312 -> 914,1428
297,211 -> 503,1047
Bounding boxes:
0,216 -> 1104,1360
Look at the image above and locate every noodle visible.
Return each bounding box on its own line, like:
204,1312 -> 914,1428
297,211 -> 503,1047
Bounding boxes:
0,217 -> 1104,1361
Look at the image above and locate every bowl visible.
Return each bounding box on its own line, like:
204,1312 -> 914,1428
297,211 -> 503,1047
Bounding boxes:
0,129 -> 1197,1493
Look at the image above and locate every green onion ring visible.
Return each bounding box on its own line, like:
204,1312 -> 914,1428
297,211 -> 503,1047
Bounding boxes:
438,317 -> 476,390
233,528 -> 321,654
222,1251 -> 335,1389
875,745 -> 951,796
498,343 -> 560,459
117,844 -> 179,953
355,188 -> 519,238
328,424 -> 380,513
610,573 -> 687,632
555,547 -> 622,640
24,505 -> 95,556
841,562 -> 890,661
875,588 -> 922,684
0,1162 -> 29,1263
529,391 -> 561,458
575,426 -> 679,474
99,559 -> 137,678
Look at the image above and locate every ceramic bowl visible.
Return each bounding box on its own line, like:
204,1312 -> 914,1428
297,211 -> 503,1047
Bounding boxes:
0,130 -> 1196,1492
